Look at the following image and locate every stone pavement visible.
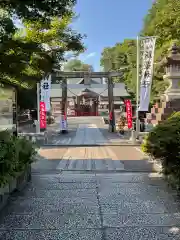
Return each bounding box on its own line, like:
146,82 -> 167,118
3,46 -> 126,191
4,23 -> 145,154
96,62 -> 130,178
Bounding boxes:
35,116 -> 132,146
0,173 -> 180,239
1,121 -> 180,239
47,122 -> 131,146
37,123 -> 129,171
56,146 -> 124,171
69,123 -> 112,145
36,117 -> 79,146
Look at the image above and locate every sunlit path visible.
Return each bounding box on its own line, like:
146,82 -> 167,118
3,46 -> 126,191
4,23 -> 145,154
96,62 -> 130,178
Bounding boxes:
71,123 -> 106,145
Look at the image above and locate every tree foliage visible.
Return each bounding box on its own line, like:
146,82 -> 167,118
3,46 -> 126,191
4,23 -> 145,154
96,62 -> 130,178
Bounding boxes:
142,112 -> 180,189
140,0 -> 180,100
0,1 -> 85,88
100,0 -> 180,102
0,0 -> 85,110
63,59 -> 94,72
17,87 -> 37,110
0,0 -> 76,21
100,40 -> 136,99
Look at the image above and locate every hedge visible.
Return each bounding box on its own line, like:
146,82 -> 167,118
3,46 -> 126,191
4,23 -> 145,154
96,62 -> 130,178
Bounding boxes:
0,130 -> 37,187
142,112 -> 180,189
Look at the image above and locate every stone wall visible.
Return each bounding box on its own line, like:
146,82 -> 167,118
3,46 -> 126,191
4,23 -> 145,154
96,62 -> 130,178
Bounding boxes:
0,85 -> 17,132
147,99 -> 180,125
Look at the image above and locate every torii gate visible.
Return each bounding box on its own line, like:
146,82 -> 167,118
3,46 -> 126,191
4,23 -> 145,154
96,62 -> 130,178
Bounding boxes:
52,70 -> 123,133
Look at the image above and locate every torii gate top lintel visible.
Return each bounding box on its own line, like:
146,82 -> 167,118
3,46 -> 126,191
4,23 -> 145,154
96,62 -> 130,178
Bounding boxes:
54,71 -> 123,79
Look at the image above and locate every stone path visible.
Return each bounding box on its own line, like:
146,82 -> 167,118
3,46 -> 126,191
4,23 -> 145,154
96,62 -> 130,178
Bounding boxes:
70,123 -> 106,145
50,123 -> 113,146
56,123 -> 124,171
46,122 -> 130,146
0,172 -> 180,239
19,116 -> 131,146
56,147 -> 124,171
52,137 -> 72,145
1,122 -> 180,239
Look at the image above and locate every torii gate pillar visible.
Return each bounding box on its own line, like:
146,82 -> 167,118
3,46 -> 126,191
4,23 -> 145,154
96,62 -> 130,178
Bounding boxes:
54,71 -> 123,133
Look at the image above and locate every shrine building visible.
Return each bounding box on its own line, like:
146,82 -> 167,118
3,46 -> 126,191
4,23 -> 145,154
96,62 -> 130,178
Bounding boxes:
50,77 -> 129,116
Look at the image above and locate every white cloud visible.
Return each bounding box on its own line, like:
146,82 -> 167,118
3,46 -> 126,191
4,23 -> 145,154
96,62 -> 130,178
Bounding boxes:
84,52 -> 96,59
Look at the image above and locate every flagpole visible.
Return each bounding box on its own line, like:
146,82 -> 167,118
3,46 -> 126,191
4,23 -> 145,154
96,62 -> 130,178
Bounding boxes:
136,36 -> 140,136
36,82 -> 40,133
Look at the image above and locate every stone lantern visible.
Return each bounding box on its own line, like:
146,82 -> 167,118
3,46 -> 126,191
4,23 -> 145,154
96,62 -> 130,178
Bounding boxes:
146,43 -> 180,125
163,43 -> 180,102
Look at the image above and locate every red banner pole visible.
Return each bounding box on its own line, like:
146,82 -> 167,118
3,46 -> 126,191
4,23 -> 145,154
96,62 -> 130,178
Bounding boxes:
40,101 -> 47,130
125,100 -> 133,129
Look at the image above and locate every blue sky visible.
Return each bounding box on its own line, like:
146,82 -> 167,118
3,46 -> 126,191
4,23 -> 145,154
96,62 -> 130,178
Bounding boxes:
72,0 -> 153,70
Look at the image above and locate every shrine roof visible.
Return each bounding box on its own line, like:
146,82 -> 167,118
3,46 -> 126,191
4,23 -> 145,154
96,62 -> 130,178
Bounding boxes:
51,83 -> 129,98
67,78 -> 102,84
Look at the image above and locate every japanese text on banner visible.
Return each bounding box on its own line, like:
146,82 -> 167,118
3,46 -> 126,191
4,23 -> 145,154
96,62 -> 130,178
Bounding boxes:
40,102 -> 47,129
139,37 -> 156,112
40,75 -> 51,112
125,100 -> 132,129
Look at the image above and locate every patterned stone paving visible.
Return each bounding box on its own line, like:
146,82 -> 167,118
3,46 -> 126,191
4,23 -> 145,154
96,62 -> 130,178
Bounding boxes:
70,123 -> 106,145
1,121 -> 180,239
37,122 -> 125,171
0,172 -> 180,239
45,121 -> 128,146
54,123 -> 125,171
56,146 -> 124,171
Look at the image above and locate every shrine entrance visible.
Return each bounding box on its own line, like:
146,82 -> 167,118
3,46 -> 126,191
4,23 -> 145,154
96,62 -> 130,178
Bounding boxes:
53,70 -> 123,132
75,89 -> 99,116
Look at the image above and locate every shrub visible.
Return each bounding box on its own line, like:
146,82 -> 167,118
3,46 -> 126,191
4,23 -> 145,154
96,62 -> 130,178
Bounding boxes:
0,131 -> 37,187
142,112 -> 180,189
15,137 -> 37,172
0,131 -> 18,186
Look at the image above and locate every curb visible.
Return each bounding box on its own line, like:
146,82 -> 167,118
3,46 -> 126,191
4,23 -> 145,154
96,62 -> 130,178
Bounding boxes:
41,143 -> 142,147
32,169 -> 158,175
149,157 -> 162,172
134,147 -> 162,173
18,132 -> 47,144
0,165 -> 31,212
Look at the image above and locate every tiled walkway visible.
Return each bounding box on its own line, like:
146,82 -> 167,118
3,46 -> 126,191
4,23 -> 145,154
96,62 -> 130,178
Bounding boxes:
70,124 -> 107,145
0,123 -> 180,239
56,123 -> 124,171
0,173 -> 180,239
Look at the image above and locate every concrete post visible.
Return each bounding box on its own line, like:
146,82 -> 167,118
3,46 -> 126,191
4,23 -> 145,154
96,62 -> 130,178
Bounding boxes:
108,77 -> 115,132
61,77 -> 68,133
44,131 -> 48,144
130,130 -> 136,144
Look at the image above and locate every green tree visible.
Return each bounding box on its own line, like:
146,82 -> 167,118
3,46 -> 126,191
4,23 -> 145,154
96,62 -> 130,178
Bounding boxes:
16,14 -> 85,109
64,59 -> 94,72
141,0 -> 180,100
17,87 -> 37,110
0,0 -> 76,21
101,0 -> 180,102
0,8 -> 85,88
17,15 -> 84,85
100,40 -> 136,98
0,1 -> 85,109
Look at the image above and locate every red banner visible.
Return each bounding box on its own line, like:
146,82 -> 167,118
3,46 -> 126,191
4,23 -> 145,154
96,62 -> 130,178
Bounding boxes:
40,101 -> 47,129
109,111 -> 113,121
125,99 -> 132,129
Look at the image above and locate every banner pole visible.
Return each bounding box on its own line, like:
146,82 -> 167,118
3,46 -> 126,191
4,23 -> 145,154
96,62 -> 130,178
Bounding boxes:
136,36 -> 140,137
36,82 -> 40,133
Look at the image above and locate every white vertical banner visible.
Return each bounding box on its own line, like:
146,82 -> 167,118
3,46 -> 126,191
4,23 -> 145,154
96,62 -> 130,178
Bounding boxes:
138,37 -> 156,111
40,75 -> 51,112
